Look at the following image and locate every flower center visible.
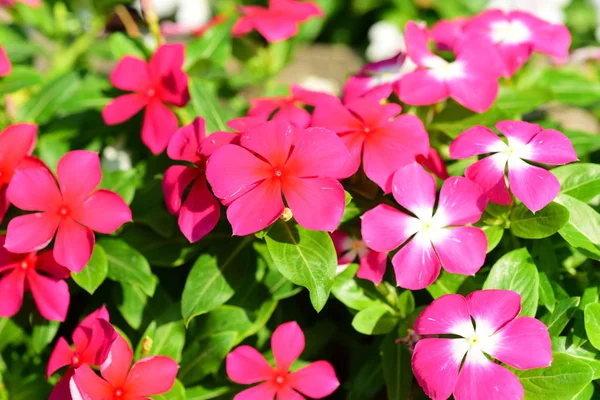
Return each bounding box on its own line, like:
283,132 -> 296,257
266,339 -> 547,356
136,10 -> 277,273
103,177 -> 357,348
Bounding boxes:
71,354 -> 81,367
20,261 -> 29,270
490,20 -> 530,45
417,217 -> 445,241
57,205 -> 70,217
273,167 -> 284,178
424,57 -> 465,81
273,372 -> 287,387
114,389 -> 124,398
146,88 -> 156,98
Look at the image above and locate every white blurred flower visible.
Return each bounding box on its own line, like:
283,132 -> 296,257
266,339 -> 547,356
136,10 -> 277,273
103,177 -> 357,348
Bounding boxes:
486,0 -> 571,24
299,75 -> 339,96
592,0 -> 600,41
366,21 -> 405,62
133,0 -> 212,34
102,145 -> 132,172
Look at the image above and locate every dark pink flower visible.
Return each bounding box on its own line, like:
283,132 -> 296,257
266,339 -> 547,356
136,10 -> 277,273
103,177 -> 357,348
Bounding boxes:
0,0 -> 41,7
227,116 -> 268,133
226,321 -> 339,400
412,290 -> 552,400
0,46 -> 11,76
232,0 -> 323,43
462,9 -> 571,77
5,150 -> 132,272
71,334 -> 179,400
450,121 -> 577,212
163,117 -> 237,242
206,120 -> 350,235
102,44 -> 190,154
361,163 -> 488,290
331,230 -> 388,285
312,96 -> 429,191
416,147 -> 450,180
399,21 -> 503,113
47,306 -> 117,400
0,235 -> 69,321
430,18 -> 468,52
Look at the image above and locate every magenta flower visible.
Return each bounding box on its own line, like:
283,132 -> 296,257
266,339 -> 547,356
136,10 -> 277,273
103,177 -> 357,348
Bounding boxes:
71,334 -> 178,400
361,163 -> 488,290
399,21 -> 503,113
0,0 -> 40,7
462,10 -> 571,77
47,306 -> 116,400
102,44 -> 190,154
232,0 -> 323,43
429,18 -> 468,52
412,290 -> 552,400
312,96 -> 429,191
227,116 -> 269,133
226,321 -> 339,400
5,150 -> 132,272
0,46 -> 10,76
0,235 -> 69,321
206,120 -> 350,235
331,230 -> 388,285
416,147 -> 449,181
450,121 -> 577,212
163,117 -> 237,242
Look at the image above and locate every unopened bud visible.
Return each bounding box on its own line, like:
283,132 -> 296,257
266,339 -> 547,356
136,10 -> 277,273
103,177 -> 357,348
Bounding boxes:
141,336 -> 153,357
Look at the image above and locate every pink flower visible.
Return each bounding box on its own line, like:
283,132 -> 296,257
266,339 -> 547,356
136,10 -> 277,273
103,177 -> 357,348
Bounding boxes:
163,117 -> 237,242
226,321 -> 339,400
312,96 -> 429,191
0,235 -> 69,321
450,121 -> 577,212
232,0 -> 323,43
462,9 -> 571,77
430,18 -> 468,52
412,290 -> 552,400
227,116 -> 268,133
416,147 -> 449,181
71,334 -> 179,400
206,120 -> 350,235
47,306 -> 117,400
331,230 -> 388,285
102,44 -> 190,154
0,123 -> 39,223
0,0 -> 41,7
399,21 -> 503,113
0,46 -> 11,76
361,163 -> 488,290
5,150 -> 132,272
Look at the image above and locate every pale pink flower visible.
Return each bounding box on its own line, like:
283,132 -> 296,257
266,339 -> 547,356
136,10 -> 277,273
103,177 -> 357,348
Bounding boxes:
331,230 -> 388,285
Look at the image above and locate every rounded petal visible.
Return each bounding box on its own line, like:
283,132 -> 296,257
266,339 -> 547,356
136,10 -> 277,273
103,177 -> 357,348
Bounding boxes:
522,129 -> 577,165
226,345 -> 274,384
198,131 -> 238,158
178,178 -> 220,242
391,234 -> 441,290
465,154 -> 511,205
432,227 -> 487,276
53,218 -> 95,273
346,97 -> 402,127
162,165 -> 198,214
434,177 -> 487,226
73,364 -> 114,399
254,15 -> 300,42
0,187 -> 8,225
233,383 -> 277,400
49,369 -> 74,400
391,163 -> 436,220
276,386 -> 305,400
398,70 -> 449,106
335,132 -> 364,179
466,290 -> 521,338
288,360 -> 339,398
414,294 -> 474,337
241,120 -> 295,168
125,356 -> 179,396
142,100 -> 179,155
5,212 -> 60,253
448,74 -> 499,113
281,177 -> 345,232
149,44 -> 189,107
47,337 -> 75,378
0,123 -> 37,168
356,250 -> 388,285
272,321 -> 305,372
497,43 -> 533,77
274,104 -> 311,129
508,158 -> 560,213
166,118 -> 204,163
7,166 -> 61,211
495,120 -> 542,146
109,56 -> 150,92
0,269 -> 25,318
361,204 -> 420,253
227,116 -> 266,133
35,250 -> 70,279
71,189 -> 132,234
404,21 -> 435,65
449,126 -> 507,159
311,99 -> 363,133
248,97 -> 282,120
416,147 -> 449,180
227,179 -> 284,236
57,150 -> 102,205
101,334 -> 133,388
232,16 -> 255,37
102,94 -> 147,125
28,272 -> 69,321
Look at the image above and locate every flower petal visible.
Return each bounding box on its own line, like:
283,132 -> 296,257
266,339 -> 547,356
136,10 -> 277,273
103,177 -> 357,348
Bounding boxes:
47,337 -> 75,378
71,190 -> 132,234
178,178 -> 220,242
53,218 -> 95,273
272,321 -> 305,372
465,154 -> 511,205
35,250 -> 70,279
166,118 -> 204,163
7,166 -> 61,211
432,227 -> 487,276
357,250 -> 388,285
522,129 -> 577,165
102,94 -> 147,125
281,177 -> 345,232
404,21 -> 436,65
162,165 -> 198,214
5,212 -> 60,253
391,163 -> 436,220
142,100 -> 179,155
508,157 -> 560,212
398,70 -> 449,106
361,204 -> 420,253
28,271 -> 69,321
109,56 -> 150,92
414,294 -> 474,337
448,74 -> 498,113
449,126 -> 507,159
57,150 -> 102,205
466,290 -> 521,338
288,360 -> 339,398
227,178 -> 284,236
276,386 -> 304,400
336,132 -> 364,179
0,46 -> 11,76
77,318 -> 117,366
391,234 -> 441,290
434,177 -> 487,226
149,44 -> 189,107
0,123 -> 37,169
101,334 -> 133,388
49,369 -> 73,400
495,120 -> 542,146
241,120 -> 295,167
226,345 -> 274,384
125,356 -> 179,396
233,383 -> 277,400
311,98 -> 363,133
0,269 -> 25,318
198,131 -> 239,158
254,15 -> 300,43
73,364 -> 114,400
273,104 -> 311,128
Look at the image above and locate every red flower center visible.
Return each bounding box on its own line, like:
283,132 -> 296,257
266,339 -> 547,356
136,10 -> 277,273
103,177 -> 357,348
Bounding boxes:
57,205 -> 70,217
114,388 -> 124,398
20,261 -> 29,270
71,354 -> 81,367
273,372 -> 287,387
146,88 -> 156,98
273,167 -> 284,178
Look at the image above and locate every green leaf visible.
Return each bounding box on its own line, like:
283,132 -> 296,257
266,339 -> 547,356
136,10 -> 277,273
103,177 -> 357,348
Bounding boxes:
584,303 -> 600,351
553,163 -> 600,202
563,130 -> 600,157
483,248 -> 539,317
352,304 -> 398,335
187,79 -> 232,133
515,353 -> 594,400
30,318 -> 59,355
0,318 -> 24,352
179,331 -> 238,385
116,283 -> 148,330
331,264 -> 380,311
431,100 -> 511,139
185,19 -> 233,69
135,306 -> 185,362
426,270 -> 467,299
542,297 -> 580,336
553,337 -> 600,380
397,291 -> 415,319
380,331 -> 412,400
71,244 -> 108,295
538,272 -> 556,313
99,163 -> 146,205
109,32 -> 147,60
18,72 -> 80,124
265,220 -> 337,312
482,225 -> 504,253
154,380 -> 186,400
100,238 -> 156,297
186,385 -> 231,400
556,195 -> 600,260
510,202 -> 570,239
0,66 -> 42,95
537,69 -> 600,106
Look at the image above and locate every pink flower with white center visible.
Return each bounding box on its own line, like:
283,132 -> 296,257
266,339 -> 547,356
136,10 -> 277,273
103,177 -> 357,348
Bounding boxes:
71,334 -> 178,400
412,290 -> 552,400
399,21 -> 503,113
0,46 -> 11,76
331,230 -> 388,285
361,163 -> 488,290
206,120 -> 350,236
0,235 -> 70,321
312,96 -> 429,192
226,321 -> 339,400
430,18 -> 468,52
232,0 -> 323,43
5,150 -> 132,272
450,121 -> 577,212
163,117 -> 237,243
462,9 -> 571,77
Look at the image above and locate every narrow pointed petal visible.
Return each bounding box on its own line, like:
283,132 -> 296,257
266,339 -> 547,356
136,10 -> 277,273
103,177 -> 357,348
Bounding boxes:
125,356 -> 178,396
357,250 -> 388,285
464,154 -> 511,205
149,44 -> 189,107
102,94 -> 147,125
241,120 -> 295,167
272,321 -> 305,372
449,126 -> 507,159
361,204 -> 420,253
434,177 -> 487,226
412,338 -> 469,400
142,100 -> 179,155
47,337 -> 75,377
49,369 -> 74,400
7,166 -> 61,211
288,360 -> 339,398
414,294 -> 474,337
0,123 -> 37,168
432,227 -> 487,276
53,218 -> 94,273
448,74 -> 498,113
109,56 -> 150,92
73,364 -> 114,399
5,213 -> 60,253
508,158 -> 560,212
281,177 -> 345,232
71,190 -> 132,234
346,98 -> 402,127
178,178 -> 220,242
28,272 -> 69,321
391,234 -> 441,290
166,118 -> 204,163
149,44 -> 185,79
57,151 -> 102,205
274,0 -> 323,20
391,163 -> 436,220
466,290 -> 521,338
226,345 -> 274,384
79,319 -> 117,366
495,120 -> 541,146
101,334 -> 133,388
227,179 -> 284,236
233,383 -> 277,400
0,269 -> 25,318
522,129 -> 577,165
162,166 -> 198,214
399,70 -> 449,106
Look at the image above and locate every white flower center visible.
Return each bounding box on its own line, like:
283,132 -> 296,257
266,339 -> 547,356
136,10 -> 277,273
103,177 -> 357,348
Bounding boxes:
490,20 -> 531,45
416,216 -> 445,241
423,57 -> 465,81
501,140 -> 531,161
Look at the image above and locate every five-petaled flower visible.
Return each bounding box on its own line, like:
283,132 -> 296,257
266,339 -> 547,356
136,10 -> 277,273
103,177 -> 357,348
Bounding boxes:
226,321 -> 339,400
5,150 -> 132,272
450,120 -> 577,212
412,289 -> 552,400
361,163 -> 488,290
102,44 -> 190,154
232,0 -> 323,43
331,230 -> 388,285
206,120 -> 350,235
